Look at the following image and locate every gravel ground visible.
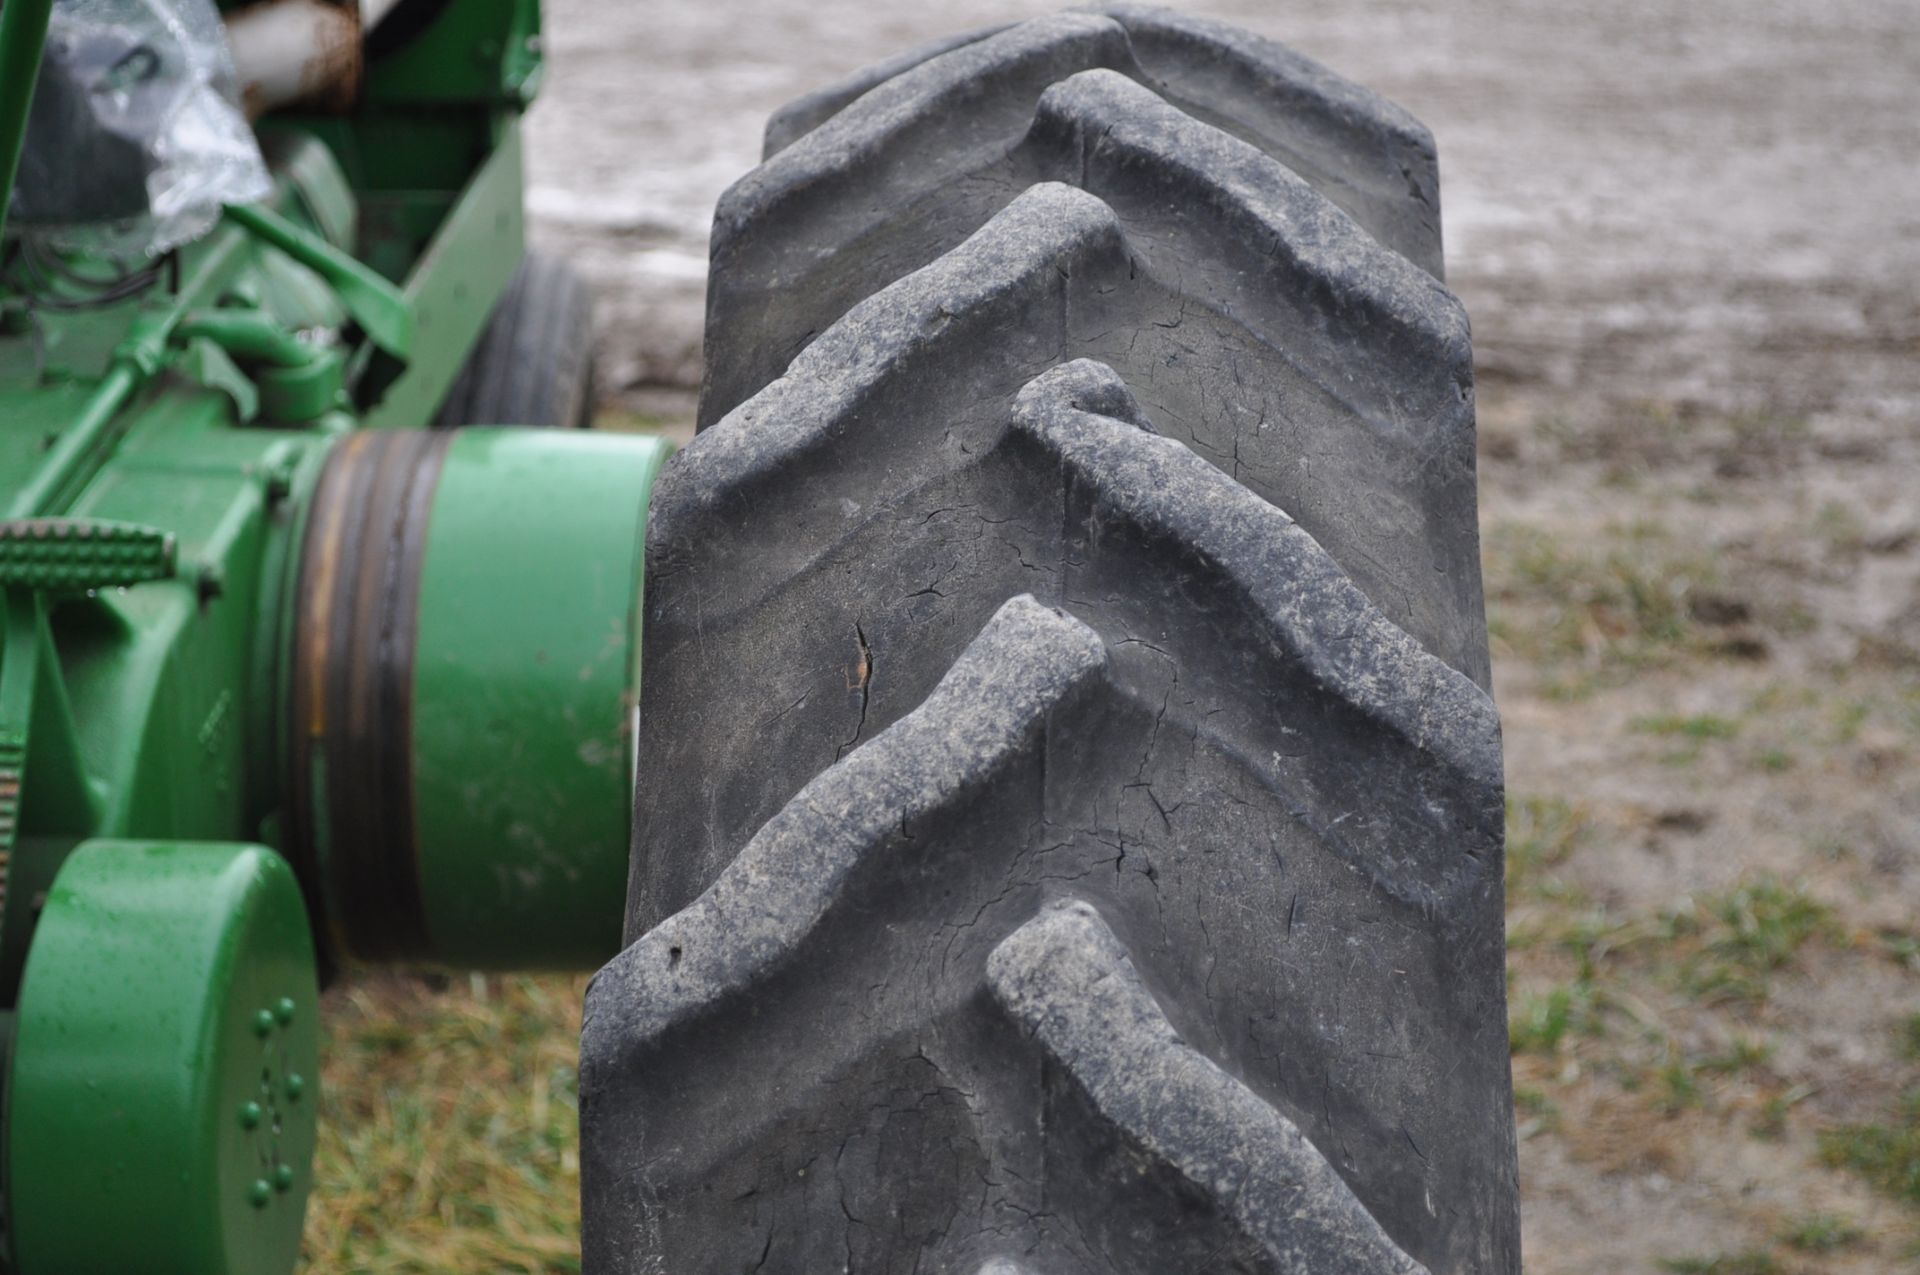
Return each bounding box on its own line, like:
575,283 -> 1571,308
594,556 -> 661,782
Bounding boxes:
529,0 -> 1920,419
521,4 -> 1920,1270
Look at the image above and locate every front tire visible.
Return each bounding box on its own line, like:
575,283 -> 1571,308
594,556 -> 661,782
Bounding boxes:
434,250 -> 596,430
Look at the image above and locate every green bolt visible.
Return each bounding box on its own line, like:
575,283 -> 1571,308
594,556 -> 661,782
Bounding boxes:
252,1009 -> 274,1037
249,1179 -> 272,1208
285,1073 -> 305,1101
273,1163 -> 295,1192
238,1100 -> 262,1130
274,996 -> 296,1025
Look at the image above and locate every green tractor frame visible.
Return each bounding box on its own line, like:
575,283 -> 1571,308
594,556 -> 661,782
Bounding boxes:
0,1 -> 668,1269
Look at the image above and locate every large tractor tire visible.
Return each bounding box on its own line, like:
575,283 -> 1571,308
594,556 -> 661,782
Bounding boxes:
583,10 -> 1516,1274
433,250 -> 596,429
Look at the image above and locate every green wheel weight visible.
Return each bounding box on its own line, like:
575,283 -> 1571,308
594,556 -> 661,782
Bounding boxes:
7,840 -> 320,1275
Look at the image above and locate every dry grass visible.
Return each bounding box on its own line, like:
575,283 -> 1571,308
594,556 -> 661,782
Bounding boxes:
300,972 -> 588,1274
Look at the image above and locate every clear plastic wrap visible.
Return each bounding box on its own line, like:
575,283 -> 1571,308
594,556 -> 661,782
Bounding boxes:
10,0 -> 269,258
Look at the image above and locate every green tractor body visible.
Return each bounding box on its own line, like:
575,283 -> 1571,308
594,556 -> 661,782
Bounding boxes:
0,2 -> 666,1269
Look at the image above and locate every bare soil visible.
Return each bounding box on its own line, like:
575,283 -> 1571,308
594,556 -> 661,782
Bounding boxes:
526,3 -> 1920,1269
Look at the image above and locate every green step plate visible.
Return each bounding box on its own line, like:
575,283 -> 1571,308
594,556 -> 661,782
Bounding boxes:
0,518 -> 176,591
7,840 -> 319,1275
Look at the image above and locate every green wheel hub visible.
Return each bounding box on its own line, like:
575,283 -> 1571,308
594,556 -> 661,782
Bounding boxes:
287,426 -> 673,968
7,841 -> 320,1275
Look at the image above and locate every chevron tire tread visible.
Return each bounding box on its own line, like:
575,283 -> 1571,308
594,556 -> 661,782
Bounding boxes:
583,10 -> 1515,1274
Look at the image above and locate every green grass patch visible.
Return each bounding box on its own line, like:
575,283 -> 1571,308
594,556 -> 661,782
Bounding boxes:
1505,795 -> 1587,896
1901,1013 -> 1920,1061
1652,1059 -> 1709,1115
1705,881 -> 1831,973
1667,879 -> 1832,1006
1819,1089 -> 1920,1207
1657,1251 -> 1781,1275
1879,930 -> 1920,972
591,407 -> 691,436
1697,1036 -> 1774,1077
1509,979 -> 1604,1054
1832,700 -> 1872,744
1514,1085 -> 1561,1120
1778,1212 -> 1864,1253
1632,714 -> 1742,767
1750,1084 -> 1815,1142
1633,713 -> 1741,740
1482,521 -> 1721,677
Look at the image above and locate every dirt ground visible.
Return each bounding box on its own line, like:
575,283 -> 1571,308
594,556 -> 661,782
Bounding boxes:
522,2 -> 1920,1270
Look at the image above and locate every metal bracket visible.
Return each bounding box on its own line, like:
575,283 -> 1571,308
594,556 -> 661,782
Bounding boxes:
224,202 -> 414,363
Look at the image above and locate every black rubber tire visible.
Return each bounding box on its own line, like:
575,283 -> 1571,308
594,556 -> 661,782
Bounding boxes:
583,10 -> 1515,1275
432,250 -> 596,429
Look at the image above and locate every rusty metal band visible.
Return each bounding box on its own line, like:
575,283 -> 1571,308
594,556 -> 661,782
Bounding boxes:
287,429 -> 450,962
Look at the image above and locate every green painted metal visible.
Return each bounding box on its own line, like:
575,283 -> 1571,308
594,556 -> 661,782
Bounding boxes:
258,132 -> 358,251
223,204 -> 414,362
359,118 -> 525,430
3,213 -> 280,518
0,517 -> 176,591
282,426 -> 672,969
410,428 -> 670,967
0,0 -> 52,241
176,309 -> 347,422
369,0 -> 544,106
0,0 -> 661,1264
8,839 -> 319,1274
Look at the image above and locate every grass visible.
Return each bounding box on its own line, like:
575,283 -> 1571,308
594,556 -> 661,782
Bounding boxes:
1819,1090 -> 1920,1208
1508,877 -> 1832,1091
1509,979 -> 1603,1054
1750,1084 -> 1815,1142
1505,795 -> 1587,896
1633,713 -> 1741,740
1667,879 -> 1833,1007
301,972 -> 586,1274
1519,878 -> 1829,1001
1652,1058 -> 1710,1115
1901,1013 -> 1920,1061
1482,520 -> 1721,680
1697,1037 -> 1774,1077
1778,1212 -> 1864,1253
1657,1252 -> 1781,1275
1504,870 -> 1852,1191
1633,712 -> 1742,765
591,406 -> 692,437
1701,881 -> 1831,972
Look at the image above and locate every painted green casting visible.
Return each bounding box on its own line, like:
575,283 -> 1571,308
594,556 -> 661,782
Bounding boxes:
411,428 -> 667,967
0,0 -> 51,240
0,1 -> 665,1269
8,840 -> 321,1274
